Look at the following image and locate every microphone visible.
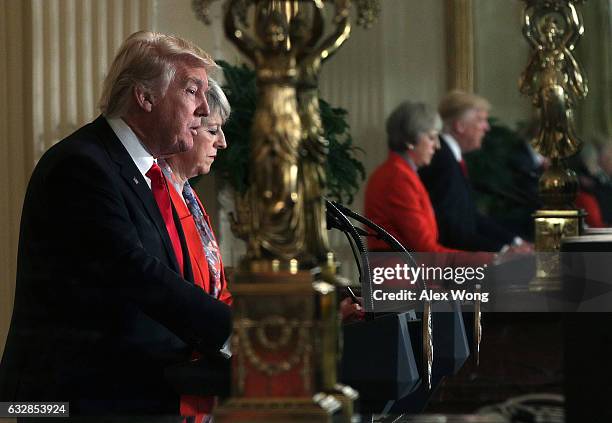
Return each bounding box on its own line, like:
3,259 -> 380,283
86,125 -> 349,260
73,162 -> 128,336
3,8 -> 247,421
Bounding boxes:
327,200 -> 421,284
325,200 -> 373,314
326,208 -> 369,236
324,199 -> 427,308
326,199 -> 434,391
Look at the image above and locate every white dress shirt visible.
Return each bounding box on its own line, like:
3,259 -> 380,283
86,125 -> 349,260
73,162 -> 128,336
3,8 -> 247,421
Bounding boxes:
440,133 -> 463,162
106,117 -> 155,189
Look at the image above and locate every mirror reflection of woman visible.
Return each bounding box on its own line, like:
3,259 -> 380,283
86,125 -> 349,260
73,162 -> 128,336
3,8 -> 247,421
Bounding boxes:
365,101 -> 492,262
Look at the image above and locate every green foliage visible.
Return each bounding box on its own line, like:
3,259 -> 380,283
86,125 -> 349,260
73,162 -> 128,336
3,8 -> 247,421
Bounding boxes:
213,60 -> 365,204
320,98 -> 366,203
465,118 -> 536,220
211,61 -> 257,195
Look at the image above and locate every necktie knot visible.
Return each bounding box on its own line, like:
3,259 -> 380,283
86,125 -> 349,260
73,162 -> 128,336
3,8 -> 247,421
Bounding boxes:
146,162 -> 163,183
459,159 -> 469,178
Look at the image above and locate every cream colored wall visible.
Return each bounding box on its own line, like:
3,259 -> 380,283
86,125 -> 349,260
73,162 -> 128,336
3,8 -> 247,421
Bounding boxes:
473,0 -> 531,126
320,0 -> 447,212
155,0 -> 243,64
0,0 -> 28,367
318,0 -> 447,276
576,0 -> 612,140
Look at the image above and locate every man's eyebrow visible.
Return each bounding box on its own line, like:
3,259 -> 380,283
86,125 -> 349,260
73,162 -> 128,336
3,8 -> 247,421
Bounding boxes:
185,77 -> 204,87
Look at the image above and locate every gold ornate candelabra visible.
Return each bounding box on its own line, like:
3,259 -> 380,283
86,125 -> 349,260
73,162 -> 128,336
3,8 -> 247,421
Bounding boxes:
294,0 -> 355,270
225,0 -> 305,269
519,0 -> 588,290
197,0 -> 378,271
193,1 -> 379,421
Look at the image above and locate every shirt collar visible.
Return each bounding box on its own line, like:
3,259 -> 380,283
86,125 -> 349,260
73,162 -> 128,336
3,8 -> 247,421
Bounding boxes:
441,133 -> 463,162
158,158 -> 187,203
106,116 -> 155,181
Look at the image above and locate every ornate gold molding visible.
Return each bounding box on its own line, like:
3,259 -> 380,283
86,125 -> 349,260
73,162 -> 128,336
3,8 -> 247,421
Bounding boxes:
445,0 -> 474,92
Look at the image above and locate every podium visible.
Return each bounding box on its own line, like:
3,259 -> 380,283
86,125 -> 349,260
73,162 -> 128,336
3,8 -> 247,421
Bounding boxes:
341,311 -> 422,402
389,301 -> 470,414
561,235 -> 612,423
340,301 -> 470,414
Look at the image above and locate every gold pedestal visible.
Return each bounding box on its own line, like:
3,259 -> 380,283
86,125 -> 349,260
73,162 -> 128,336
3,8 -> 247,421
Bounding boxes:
531,209 -> 584,291
214,270 -> 355,422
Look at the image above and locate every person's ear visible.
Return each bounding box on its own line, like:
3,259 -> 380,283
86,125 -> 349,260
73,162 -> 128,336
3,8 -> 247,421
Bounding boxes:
134,85 -> 154,112
453,119 -> 465,135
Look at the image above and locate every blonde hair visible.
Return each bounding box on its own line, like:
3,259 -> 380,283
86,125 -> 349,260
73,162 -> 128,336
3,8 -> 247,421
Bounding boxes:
99,31 -> 216,118
438,90 -> 490,130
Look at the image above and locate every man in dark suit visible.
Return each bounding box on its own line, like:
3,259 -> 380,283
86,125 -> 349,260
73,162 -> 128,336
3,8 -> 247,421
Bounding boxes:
0,31 -> 231,416
419,91 -> 524,252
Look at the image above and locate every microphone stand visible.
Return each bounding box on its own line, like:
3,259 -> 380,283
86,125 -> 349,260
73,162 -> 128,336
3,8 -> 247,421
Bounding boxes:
330,200 -> 481,369
325,200 -> 374,317
329,200 -> 420,273
325,199 -> 433,390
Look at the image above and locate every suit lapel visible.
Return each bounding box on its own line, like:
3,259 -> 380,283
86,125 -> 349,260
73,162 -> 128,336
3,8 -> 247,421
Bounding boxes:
440,138 -> 470,184
170,191 -> 195,285
91,116 -> 182,274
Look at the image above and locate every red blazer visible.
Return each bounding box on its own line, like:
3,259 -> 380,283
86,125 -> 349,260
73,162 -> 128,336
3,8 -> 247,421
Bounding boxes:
365,153 -> 458,253
167,182 -> 232,417
576,190 -> 605,228
168,183 -> 233,305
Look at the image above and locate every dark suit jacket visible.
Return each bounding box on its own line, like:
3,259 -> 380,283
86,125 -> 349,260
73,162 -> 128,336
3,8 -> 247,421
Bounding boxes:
0,116 -> 232,415
418,136 -> 514,252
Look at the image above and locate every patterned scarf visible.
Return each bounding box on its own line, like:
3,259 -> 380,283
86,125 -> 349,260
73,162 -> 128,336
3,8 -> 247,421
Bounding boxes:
182,181 -> 222,298
159,160 -> 222,298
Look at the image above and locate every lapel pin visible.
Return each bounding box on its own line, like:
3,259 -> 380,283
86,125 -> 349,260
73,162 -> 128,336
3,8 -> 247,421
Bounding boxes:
133,176 -> 139,184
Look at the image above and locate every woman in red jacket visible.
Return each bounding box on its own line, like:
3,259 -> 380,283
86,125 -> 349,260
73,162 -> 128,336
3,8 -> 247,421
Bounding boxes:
161,78 -> 232,304
160,78 -> 232,420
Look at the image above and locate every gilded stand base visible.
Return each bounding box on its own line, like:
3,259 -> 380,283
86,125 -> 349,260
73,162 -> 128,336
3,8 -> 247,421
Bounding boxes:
531,209 -> 584,291
215,270 -> 355,422
240,258 -> 301,275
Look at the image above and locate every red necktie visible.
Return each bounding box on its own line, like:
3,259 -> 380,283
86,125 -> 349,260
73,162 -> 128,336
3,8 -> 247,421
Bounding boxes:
146,162 -> 184,275
459,159 -> 469,178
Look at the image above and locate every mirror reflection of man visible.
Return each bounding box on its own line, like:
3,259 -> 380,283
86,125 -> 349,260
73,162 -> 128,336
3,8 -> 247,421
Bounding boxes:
419,90 -> 529,252
0,31 -> 232,417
